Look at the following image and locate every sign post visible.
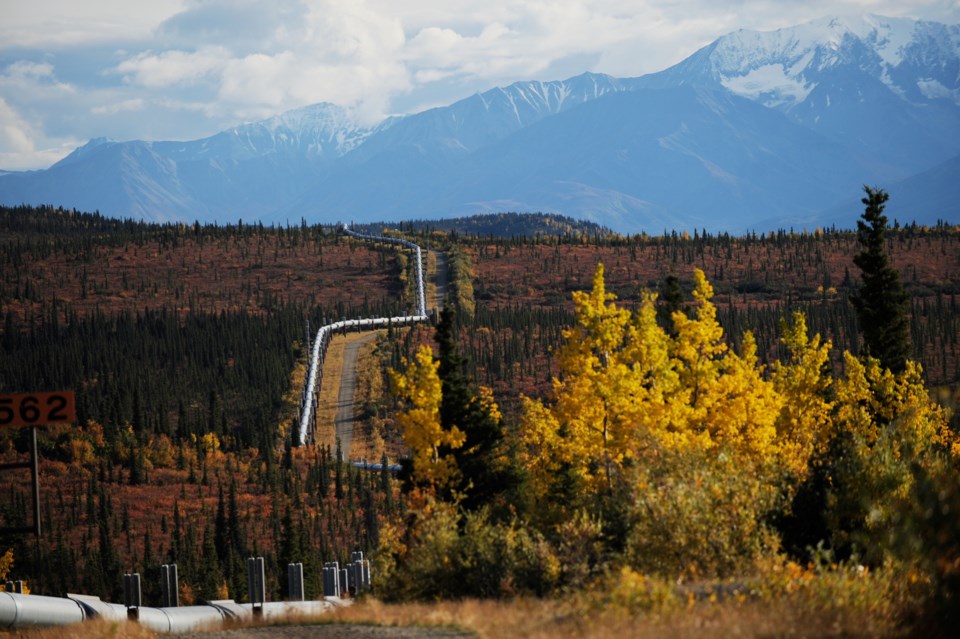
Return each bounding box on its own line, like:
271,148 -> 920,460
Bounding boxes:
0,391 -> 76,537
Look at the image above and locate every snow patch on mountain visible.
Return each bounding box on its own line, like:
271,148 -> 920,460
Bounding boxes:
228,102 -> 395,158
720,63 -> 814,107
482,73 -> 633,122
917,78 -> 960,105
706,14 -> 952,108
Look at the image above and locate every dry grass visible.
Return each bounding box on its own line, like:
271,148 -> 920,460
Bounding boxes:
8,593 -> 912,639
319,592 -> 912,639
10,618 -> 159,639
313,334 -> 349,449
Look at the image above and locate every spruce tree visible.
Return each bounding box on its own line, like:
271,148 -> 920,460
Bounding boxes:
436,306 -> 516,513
657,274 -> 686,335
851,186 -> 911,373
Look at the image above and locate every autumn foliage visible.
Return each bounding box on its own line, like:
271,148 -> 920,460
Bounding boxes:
380,261 -> 957,631
390,344 -> 465,491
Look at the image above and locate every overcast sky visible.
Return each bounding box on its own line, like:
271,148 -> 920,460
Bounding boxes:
1,0 -> 958,170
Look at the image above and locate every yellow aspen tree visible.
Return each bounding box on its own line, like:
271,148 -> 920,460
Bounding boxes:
549,263 -> 637,491
665,268 -> 728,452
622,292 -> 678,445
825,353 -> 955,558
520,263 -> 670,501
657,270 -> 784,470
0,549 -> 13,581
704,332 -> 782,467
833,353 -> 877,444
772,312 -> 834,479
518,395 -> 566,504
391,344 -> 465,490
835,354 -> 953,460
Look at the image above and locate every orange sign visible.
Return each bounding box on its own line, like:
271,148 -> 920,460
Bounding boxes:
0,391 -> 76,428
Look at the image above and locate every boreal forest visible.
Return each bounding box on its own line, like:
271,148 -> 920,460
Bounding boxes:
1,201 -> 958,636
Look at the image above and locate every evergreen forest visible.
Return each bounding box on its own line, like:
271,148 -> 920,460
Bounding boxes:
1,203 -> 958,635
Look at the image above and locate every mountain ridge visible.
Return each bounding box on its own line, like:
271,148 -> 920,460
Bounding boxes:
2,14 -> 958,232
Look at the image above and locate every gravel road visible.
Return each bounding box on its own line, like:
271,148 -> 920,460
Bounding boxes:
334,331 -> 379,459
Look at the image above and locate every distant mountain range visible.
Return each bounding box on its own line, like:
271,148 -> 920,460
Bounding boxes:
2,14 -> 958,233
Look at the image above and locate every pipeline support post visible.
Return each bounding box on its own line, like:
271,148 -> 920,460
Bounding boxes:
123,573 -> 141,621
160,563 -> 179,608
287,563 -> 304,602
323,562 -> 340,597
247,557 -> 266,616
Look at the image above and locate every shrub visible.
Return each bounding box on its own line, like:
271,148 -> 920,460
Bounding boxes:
374,496 -> 559,600
888,452 -> 960,635
626,447 -> 779,579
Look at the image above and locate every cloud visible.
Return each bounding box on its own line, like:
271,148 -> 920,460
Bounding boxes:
1,61 -> 75,94
0,0 -> 184,48
111,0 -> 411,122
0,98 -> 35,153
91,98 -> 146,115
0,98 -> 82,170
1,0 -> 958,169
156,0 -> 305,51
114,47 -> 231,88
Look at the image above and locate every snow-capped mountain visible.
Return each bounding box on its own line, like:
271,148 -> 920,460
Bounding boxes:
281,85 -> 870,231
163,102 -> 397,163
1,15 -> 958,231
343,72 -> 643,164
649,15 -> 960,108
0,104 -> 393,222
644,15 -> 960,178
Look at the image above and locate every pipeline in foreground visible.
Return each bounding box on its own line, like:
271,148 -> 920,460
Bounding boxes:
0,590 -> 349,633
2,555 -> 367,632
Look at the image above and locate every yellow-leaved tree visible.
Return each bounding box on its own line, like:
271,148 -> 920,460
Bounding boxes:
519,263 -> 666,515
522,265 -> 792,477
664,269 -> 783,467
817,352 -> 956,562
771,311 -> 834,481
391,344 -> 465,491
519,264 -> 831,575
0,548 -> 13,581
0,548 -> 28,593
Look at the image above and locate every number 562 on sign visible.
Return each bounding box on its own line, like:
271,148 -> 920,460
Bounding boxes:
0,391 -> 76,429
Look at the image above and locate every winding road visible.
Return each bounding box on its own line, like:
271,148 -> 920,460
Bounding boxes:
328,250 -> 448,461
334,332 -> 378,460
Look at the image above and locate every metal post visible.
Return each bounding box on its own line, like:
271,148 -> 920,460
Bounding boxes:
161,563 -> 179,607
323,562 -> 340,597
349,562 -> 361,594
287,562 -> 304,601
246,558 -> 255,608
29,427 -> 40,537
247,556 -> 265,615
170,563 -> 179,607
161,565 -> 170,607
123,573 -> 141,620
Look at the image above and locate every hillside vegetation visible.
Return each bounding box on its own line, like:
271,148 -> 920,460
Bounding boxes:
1,205 -> 958,636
